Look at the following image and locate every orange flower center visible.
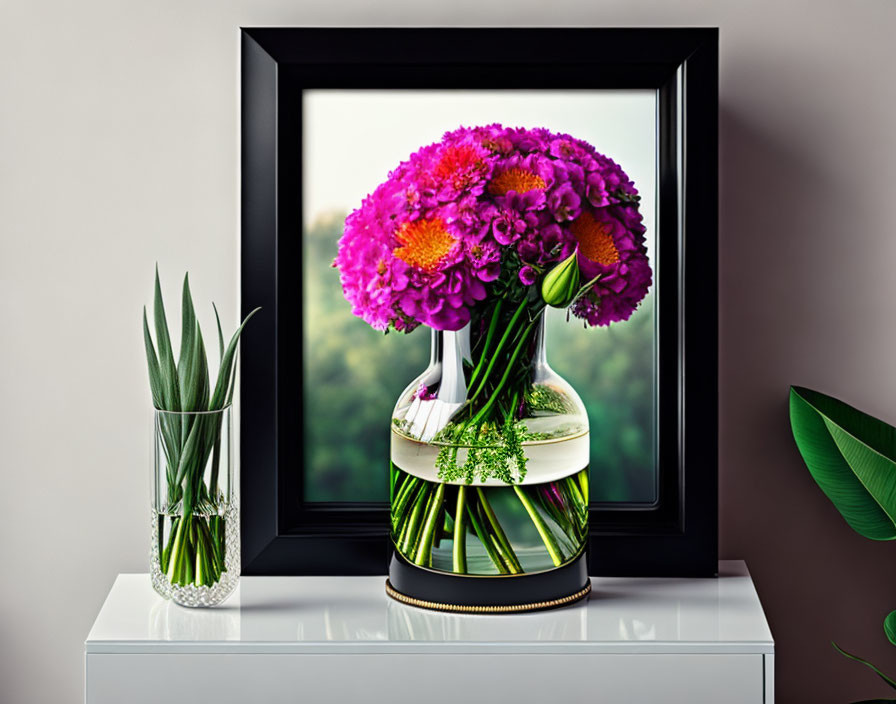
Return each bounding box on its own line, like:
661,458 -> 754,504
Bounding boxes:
570,212 -> 620,266
393,219 -> 455,272
488,168 -> 547,196
432,145 -> 486,187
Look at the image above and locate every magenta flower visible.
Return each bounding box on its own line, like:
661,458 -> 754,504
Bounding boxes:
548,182 -> 582,222
518,265 -> 537,286
334,124 -> 651,331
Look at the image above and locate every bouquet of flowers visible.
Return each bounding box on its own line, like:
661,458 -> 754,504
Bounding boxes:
336,124 -> 650,331
336,122 -> 650,451
336,124 -> 652,575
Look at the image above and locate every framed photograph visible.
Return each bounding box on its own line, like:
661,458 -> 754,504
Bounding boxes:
241,27 -> 718,577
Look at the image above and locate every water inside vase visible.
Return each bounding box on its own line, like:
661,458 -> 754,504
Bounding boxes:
390,438 -> 588,576
150,504 -> 240,607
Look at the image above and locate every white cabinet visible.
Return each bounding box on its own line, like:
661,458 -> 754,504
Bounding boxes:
85,560 -> 773,703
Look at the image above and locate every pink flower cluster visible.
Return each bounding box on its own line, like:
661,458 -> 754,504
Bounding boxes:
335,124 -> 651,331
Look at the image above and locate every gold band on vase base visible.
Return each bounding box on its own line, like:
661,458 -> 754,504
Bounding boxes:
385,578 -> 591,614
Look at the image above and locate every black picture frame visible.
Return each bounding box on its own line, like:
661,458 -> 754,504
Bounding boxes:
240,27 -> 718,577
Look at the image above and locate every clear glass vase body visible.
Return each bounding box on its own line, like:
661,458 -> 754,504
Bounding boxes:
151,406 -> 239,607
390,304 -> 590,577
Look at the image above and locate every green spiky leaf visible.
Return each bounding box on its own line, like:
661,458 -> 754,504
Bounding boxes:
178,273 -> 197,377
176,274 -> 211,413
212,302 -> 224,362
210,307 -> 260,410
225,350 -> 239,407
153,266 -> 180,412
142,307 -> 163,408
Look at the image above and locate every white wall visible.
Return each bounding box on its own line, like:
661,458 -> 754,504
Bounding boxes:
2,1 -> 896,703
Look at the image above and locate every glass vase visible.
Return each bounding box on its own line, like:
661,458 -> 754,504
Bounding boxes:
388,300 -> 591,612
151,406 -> 239,607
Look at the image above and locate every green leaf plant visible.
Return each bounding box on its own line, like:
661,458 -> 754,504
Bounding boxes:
790,386 -> 896,699
145,267 -> 259,588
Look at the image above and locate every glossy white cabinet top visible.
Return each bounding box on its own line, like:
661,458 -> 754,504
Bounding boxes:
86,560 -> 772,655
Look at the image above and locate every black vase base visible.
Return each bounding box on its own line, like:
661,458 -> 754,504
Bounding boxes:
386,551 -> 591,614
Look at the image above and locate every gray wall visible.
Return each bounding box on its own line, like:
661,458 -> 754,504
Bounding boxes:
2,1 -> 895,702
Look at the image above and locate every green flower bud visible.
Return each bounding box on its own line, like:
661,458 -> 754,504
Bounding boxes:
541,251 -> 581,308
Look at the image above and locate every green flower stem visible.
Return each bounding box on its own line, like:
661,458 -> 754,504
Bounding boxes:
453,486 -> 468,574
163,512 -> 226,588
436,300 -> 548,484
208,418 -> 224,503
468,298 -> 529,404
389,462 -> 398,502
184,541 -> 195,585
466,499 -> 510,574
195,533 -> 208,586
544,489 -> 585,548
391,475 -> 421,532
471,319 -> 539,426
441,509 -> 454,540
166,514 -> 191,583
175,536 -> 193,587
433,504 -> 446,550
489,532 -> 520,574
414,483 -> 446,566
466,298 -> 504,390
400,485 -> 431,556
565,475 -> 586,510
564,477 -> 588,526
392,479 -> 419,540
160,516 -> 178,573
564,476 -> 588,538
475,488 -> 522,573
208,523 -> 223,580
196,518 -> 222,584
577,470 -> 589,506
504,390 -> 520,424
414,491 -> 436,557
211,515 -> 225,571
193,521 -> 207,585
395,507 -> 413,548
536,491 -> 575,544
514,485 -> 565,567
199,530 -> 214,587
